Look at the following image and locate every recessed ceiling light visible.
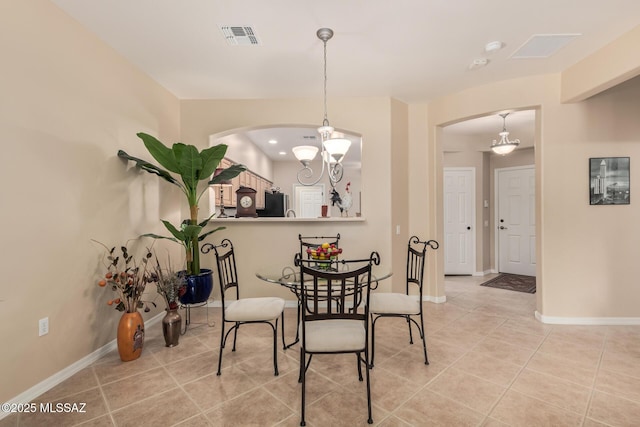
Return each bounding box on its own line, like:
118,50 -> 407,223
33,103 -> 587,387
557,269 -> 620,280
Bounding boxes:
268,139 -> 277,144
279,151 -> 287,156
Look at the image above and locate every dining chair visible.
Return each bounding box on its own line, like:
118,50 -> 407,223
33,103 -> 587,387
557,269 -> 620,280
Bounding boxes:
296,252 -> 380,426
298,233 -> 341,258
369,236 -> 439,367
281,233 -> 342,349
205,238 -> 286,376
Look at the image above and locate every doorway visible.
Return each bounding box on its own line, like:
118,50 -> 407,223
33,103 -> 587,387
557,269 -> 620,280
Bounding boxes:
444,168 -> 475,275
294,184 -> 325,218
496,165 -> 536,276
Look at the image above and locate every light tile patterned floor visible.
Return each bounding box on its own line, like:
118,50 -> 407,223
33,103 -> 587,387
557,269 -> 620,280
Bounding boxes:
3,275 -> 640,426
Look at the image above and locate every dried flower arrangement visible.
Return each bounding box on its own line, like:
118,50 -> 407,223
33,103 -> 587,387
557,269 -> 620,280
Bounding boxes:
153,259 -> 186,310
93,240 -> 157,313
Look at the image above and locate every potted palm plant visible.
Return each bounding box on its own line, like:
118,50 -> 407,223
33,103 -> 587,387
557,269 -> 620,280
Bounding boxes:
118,132 -> 246,304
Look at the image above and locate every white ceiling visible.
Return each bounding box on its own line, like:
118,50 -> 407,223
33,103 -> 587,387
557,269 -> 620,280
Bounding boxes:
50,0 -> 640,154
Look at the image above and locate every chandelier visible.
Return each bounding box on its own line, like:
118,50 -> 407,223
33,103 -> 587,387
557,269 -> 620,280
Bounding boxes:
292,28 -> 351,187
490,113 -> 520,155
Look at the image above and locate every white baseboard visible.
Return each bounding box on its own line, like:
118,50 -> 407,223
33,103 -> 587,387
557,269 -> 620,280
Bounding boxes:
0,312 -> 164,420
472,269 -> 496,276
535,311 -> 640,325
424,295 -> 446,303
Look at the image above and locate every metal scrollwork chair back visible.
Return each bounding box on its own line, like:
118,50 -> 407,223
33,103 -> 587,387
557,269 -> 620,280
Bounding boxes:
369,236 -> 439,367
296,251 -> 380,426
202,238 -> 286,376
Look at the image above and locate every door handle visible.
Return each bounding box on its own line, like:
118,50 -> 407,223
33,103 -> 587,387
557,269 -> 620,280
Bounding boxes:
499,226 -> 508,230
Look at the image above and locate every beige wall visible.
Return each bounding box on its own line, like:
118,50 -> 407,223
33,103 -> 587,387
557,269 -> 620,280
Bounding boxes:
180,98 -> 396,301
390,99 -> 410,293
428,72 -> 640,319
0,1 -> 181,402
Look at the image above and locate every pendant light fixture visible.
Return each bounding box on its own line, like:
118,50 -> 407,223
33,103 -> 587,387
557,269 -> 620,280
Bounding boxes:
292,28 -> 351,186
490,113 -> 520,155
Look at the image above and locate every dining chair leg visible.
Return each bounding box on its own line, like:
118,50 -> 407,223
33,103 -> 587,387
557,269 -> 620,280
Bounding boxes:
298,347 -> 304,383
370,315 -> 378,368
365,349 -> 373,424
406,315 -> 414,344
272,319 -> 279,376
300,349 -> 306,426
356,353 -> 363,381
280,311 -> 286,350
419,311 -> 429,365
231,323 -> 239,351
216,323 -> 225,376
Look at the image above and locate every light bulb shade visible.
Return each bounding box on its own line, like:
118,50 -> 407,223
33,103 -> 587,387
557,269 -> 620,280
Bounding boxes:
491,143 -> 518,155
491,132 -> 519,155
323,138 -> 351,162
491,113 -> 520,155
322,151 -> 338,165
292,145 -> 319,164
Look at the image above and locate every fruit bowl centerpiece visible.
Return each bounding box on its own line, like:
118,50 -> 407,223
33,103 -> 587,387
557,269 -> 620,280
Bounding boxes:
307,243 -> 342,269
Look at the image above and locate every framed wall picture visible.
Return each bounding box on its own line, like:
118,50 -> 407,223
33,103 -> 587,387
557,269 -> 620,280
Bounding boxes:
589,157 -> 630,205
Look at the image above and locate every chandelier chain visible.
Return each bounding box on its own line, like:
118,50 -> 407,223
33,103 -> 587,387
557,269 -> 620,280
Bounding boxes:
323,38 -> 329,127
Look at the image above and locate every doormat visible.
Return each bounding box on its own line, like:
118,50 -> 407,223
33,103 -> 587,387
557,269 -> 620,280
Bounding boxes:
480,274 -> 536,293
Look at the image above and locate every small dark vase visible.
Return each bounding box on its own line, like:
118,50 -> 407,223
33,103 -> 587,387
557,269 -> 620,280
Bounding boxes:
162,309 -> 181,347
179,269 -> 213,305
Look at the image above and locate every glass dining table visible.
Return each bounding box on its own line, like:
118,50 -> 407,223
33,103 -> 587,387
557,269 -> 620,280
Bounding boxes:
256,266 -> 392,349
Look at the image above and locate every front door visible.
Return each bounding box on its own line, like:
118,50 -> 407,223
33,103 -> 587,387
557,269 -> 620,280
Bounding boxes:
444,168 -> 475,275
497,166 -> 536,276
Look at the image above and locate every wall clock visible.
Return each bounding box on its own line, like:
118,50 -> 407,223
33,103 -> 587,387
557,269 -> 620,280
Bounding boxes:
235,186 -> 258,218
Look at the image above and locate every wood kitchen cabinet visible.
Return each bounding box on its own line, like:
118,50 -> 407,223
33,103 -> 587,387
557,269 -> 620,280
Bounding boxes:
215,158 -> 271,208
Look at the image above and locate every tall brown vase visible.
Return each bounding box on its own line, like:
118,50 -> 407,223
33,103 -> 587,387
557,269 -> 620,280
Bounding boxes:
162,309 -> 182,347
117,311 -> 144,361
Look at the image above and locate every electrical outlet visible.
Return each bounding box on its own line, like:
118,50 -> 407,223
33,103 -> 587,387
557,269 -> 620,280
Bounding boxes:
39,317 -> 49,336
396,225 -> 400,235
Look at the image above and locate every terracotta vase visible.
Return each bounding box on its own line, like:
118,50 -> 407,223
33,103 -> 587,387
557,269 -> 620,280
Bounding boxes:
162,309 -> 182,347
117,311 -> 144,362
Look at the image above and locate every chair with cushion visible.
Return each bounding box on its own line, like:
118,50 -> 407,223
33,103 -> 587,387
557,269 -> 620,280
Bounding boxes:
206,238 -> 286,376
282,233 -> 341,349
369,236 -> 439,367
296,252 -> 379,426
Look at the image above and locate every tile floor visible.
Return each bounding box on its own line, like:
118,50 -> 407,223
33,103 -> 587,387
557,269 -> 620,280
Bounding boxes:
3,275 -> 640,426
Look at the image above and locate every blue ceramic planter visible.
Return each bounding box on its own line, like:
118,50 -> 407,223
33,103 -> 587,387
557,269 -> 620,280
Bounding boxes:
179,269 -> 213,305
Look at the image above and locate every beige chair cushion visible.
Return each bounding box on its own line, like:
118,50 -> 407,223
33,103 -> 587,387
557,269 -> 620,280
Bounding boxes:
302,319 -> 366,352
225,297 -> 285,322
369,292 -> 420,315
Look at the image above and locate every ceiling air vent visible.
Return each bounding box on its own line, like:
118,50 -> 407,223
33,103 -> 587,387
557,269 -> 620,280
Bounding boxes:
220,26 -> 260,46
511,34 -> 580,59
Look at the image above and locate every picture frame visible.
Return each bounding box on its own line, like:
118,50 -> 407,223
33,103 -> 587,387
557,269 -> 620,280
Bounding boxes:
589,157 -> 630,205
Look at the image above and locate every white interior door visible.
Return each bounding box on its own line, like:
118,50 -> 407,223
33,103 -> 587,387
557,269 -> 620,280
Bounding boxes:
294,185 -> 324,218
497,166 -> 536,276
444,168 -> 475,275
